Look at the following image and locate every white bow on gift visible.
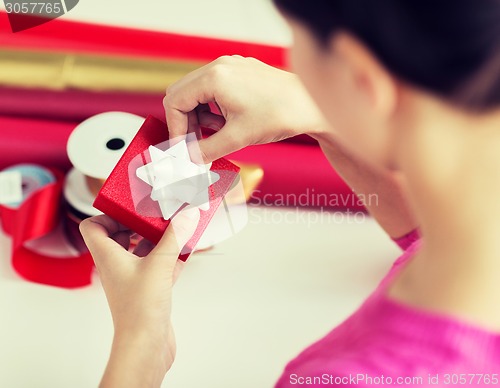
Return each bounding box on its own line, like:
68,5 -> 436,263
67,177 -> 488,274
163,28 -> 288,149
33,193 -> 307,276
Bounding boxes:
136,140 -> 220,220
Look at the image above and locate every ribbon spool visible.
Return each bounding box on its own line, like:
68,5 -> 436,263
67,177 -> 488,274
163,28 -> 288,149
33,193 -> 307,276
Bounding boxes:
65,112 -> 256,256
0,113 -> 146,288
0,164 -> 56,237
65,112 -> 144,248
67,111 -> 145,181
0,164 -> 94,288
63,168 -> 102,252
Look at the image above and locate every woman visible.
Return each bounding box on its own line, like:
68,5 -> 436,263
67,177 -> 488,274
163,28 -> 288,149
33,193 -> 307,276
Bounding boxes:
81,0 -> 500,386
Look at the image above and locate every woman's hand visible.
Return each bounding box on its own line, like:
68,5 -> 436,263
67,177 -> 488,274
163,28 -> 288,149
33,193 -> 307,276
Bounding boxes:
164,55 -> 329,162
80,208 -> 200,388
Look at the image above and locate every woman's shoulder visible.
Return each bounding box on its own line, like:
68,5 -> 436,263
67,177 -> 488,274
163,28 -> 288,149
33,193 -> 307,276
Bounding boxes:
276,295 -> 500,387
275,238 -> 500,387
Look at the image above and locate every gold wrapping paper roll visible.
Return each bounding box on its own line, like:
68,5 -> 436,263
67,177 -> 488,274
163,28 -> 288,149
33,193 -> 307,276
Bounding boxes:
230,162 -> 264,203
0,49 -> 202,93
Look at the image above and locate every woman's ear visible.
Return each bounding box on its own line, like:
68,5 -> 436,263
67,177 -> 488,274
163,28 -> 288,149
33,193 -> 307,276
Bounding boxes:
331,32 -> 398,118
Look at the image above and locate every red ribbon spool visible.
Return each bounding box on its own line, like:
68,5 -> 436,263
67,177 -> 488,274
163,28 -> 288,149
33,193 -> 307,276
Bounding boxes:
0,167 -> 94,288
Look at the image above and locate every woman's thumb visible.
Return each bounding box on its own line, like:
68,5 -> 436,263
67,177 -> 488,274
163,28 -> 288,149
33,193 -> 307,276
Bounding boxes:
151,207 -> 201,261
197,124 -> 245,163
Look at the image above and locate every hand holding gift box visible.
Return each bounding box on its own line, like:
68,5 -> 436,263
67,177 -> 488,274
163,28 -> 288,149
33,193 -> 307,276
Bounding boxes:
94,116 -> 241,261
135,140 -> 220,221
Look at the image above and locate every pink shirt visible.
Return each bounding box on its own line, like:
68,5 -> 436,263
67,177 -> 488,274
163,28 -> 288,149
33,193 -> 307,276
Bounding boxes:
276,231 -> 500,387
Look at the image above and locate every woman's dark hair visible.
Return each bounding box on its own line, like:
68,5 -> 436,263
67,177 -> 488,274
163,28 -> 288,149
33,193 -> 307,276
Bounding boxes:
274,0 -> 500,111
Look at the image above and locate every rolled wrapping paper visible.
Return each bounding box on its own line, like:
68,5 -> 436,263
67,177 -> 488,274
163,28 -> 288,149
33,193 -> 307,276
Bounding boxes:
0,86 -> 317,146
0,116 -> 75,170
0,164 -> 94,288
0,11 -> 287,66
0,114 -> 357,209
228,143 -> 363,211
4,3 -> 79,33
0,49 -> 201,93
0,86 -> 165,123
0,113 -> 145,171
230,162 -> 264,203
0,44 -> 311,147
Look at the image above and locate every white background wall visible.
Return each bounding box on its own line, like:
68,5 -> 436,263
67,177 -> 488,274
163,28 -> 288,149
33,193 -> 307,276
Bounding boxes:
1,0 -> 293,45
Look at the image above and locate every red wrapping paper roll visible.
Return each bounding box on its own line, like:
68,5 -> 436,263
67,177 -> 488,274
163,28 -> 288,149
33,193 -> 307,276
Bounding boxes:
0,87 -> 165,123
0,12 -> 325,146
0,87 -> 317,146
0,116 -> 74,170
229,143 -> 363,211
0,11 -> 286,66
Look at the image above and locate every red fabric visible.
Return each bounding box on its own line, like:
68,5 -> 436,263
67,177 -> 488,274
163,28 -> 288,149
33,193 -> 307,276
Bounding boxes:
0,168 -> 94,288
94,116 -> 240,259
0,11 -> 286,66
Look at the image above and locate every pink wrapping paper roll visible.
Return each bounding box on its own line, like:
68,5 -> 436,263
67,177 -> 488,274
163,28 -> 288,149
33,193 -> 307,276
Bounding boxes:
0,87 -> 318,146
0,87 -> 164,122
0,116 -> 74,170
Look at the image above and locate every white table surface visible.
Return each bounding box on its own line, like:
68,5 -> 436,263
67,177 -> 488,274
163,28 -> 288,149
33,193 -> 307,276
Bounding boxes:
1,1 -> 400,387
0,207 -> 399,388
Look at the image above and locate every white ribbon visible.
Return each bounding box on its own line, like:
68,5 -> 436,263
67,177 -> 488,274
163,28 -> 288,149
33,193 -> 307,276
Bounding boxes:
136,140 -> 220,220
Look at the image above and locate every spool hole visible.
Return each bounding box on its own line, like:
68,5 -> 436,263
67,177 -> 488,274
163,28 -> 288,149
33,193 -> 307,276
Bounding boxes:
106,138 -> 126,151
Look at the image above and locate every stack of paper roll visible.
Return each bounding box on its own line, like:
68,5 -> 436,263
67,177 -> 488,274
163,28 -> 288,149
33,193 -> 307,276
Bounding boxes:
0,13 -> 358,211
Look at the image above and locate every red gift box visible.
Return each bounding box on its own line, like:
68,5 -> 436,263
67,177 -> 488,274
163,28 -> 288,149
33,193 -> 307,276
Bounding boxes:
93,115 -> 240,261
